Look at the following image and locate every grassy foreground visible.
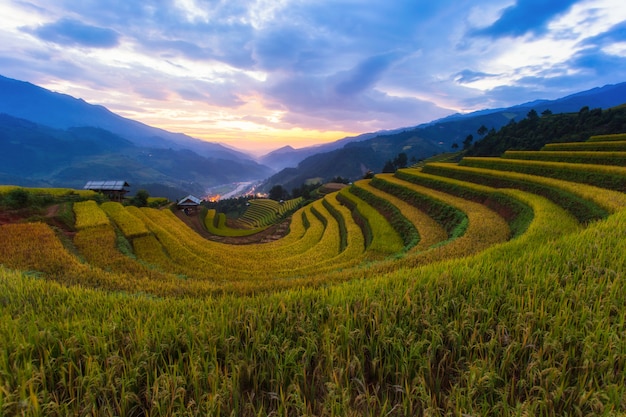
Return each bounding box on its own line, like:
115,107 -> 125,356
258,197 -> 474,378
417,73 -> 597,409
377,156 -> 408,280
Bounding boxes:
1,207 -> 625,416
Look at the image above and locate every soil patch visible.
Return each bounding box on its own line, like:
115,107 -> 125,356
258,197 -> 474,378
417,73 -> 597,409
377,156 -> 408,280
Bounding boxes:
0,211 -> 25,225
0,204 -> 76,238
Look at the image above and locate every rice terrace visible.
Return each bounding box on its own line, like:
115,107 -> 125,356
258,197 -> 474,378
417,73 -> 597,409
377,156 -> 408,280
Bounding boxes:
2,130 -> 626,415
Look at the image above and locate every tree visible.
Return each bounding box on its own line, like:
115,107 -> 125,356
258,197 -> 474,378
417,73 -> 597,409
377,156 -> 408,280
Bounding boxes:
393,152 -> 408,169
331,176 -> 350,184
269,185 -> 287,201
541,109 -> 553,116
292,181 -> 319,200
462,134 -> 474,150
527,109 -> 539,121
451,142 -> 459,150
382,160 -> 396,173
477,125 -> 488,137
130,189 -> 150,207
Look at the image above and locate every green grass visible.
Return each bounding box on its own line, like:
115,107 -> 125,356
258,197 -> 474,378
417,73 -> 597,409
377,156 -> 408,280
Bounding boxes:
502,150 -> 626,166
0,185 -> 96,198
237,198 -> 303,228
369,174 -> 469,240
337,186 -> 405,259
542,140 -> 626,151
588,133 -> 626,142
459,157 -> 626,192
350,180 -> 419,251
393,169 -> 533,239
422,162 -> 613,224
203,208 -> 268,237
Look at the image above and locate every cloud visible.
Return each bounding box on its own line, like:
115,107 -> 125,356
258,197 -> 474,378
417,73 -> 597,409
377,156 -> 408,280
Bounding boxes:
473,0 -> 581,38
333,52 -> 402,96
3,0 -> 626,151
176,84 -> 245,108
454,69 -> 499,84
580,20 -> 626,48
143,38 -> 213,61
277,90 -> 451,133
252,26 -> 309,71
265,70 -> 451,132
27,18 -> 120,48
570,48 -> 626,77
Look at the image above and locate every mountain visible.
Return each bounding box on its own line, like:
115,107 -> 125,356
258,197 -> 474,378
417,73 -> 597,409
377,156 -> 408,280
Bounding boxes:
431,82 -> 626,124
0,74 -> 253,161
0,113 -> 273,199
262,81 -> 626,192
258,130 -> 406,171
0,75 -> 275,198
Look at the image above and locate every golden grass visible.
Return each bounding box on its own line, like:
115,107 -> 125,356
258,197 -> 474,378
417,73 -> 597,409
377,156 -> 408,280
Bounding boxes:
73,200 -> 110,230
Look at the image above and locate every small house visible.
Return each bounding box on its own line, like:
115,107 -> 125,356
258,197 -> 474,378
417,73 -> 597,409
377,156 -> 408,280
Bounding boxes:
177,194 -> 202,214
84,180 -> 130,202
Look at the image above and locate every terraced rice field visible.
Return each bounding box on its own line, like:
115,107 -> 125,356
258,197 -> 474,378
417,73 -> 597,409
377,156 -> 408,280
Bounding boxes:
236,197 -> 303,228
1,133 -> 626,415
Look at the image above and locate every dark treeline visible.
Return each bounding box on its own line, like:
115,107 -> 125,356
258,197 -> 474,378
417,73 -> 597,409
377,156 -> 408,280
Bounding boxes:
467,105 -> 626,156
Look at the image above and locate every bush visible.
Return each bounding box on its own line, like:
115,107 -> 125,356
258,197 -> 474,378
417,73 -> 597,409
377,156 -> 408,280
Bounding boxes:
5,188 -> 30,209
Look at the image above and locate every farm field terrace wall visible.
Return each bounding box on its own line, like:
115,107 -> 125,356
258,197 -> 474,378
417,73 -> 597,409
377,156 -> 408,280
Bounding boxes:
542,140 -> 626,151
357,175 -> 448,251
459,157 -> 626,192
423,162 -> 626,217
203,209 -> 269,237
357,173 -> 511,275
349,180 -> 420,251
391,170 -> 533,239
502,150 -> 626,166
337,186 -> 405,259
128,202 -> 360,282
0,222 -> 169,294
588,133 -> 626,141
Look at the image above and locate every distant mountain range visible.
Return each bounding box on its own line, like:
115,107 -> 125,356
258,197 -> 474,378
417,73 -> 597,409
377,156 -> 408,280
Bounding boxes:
260,82 -> 626,192
2,73 -> 625,199
0,75 -> 252,161
258,129 -> 406,172
0,75 -> 273,198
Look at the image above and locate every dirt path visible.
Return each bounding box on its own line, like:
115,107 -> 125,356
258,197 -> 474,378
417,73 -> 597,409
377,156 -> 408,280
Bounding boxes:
0,204 -> 60,225
46,204 -> 60,217
172,208 -> 291,245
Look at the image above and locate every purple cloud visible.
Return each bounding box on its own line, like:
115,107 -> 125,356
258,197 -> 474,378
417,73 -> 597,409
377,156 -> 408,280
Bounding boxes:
333,52 -> 402,96
27,18 -> 120,48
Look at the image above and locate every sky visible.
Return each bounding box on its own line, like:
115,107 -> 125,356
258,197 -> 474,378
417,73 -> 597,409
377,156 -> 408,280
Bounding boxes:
1,0 -> 626,155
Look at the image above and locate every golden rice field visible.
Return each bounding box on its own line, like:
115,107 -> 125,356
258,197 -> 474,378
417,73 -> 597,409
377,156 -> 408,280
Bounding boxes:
1,134 -> 626,415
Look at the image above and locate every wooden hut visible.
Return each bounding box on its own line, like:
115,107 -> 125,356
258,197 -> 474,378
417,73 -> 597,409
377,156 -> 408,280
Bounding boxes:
177,194 -> 202,214
83,180 -> 130,202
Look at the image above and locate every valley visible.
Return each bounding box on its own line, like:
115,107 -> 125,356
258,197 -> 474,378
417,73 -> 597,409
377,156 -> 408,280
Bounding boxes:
1,130 -> 626,415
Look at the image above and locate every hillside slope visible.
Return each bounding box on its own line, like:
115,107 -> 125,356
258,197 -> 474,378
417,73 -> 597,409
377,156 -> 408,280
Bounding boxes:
0,113 -> 272,197
262,82 -> 626,191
